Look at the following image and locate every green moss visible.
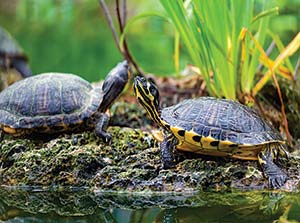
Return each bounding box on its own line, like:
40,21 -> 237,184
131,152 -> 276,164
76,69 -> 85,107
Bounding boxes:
0,125 -> 299,191
110,101 -> 153,129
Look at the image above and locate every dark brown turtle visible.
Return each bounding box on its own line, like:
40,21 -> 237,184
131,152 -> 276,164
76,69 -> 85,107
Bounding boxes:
134,76 -> 289,189
0,26 -> 32,90
0,61 -> 129,142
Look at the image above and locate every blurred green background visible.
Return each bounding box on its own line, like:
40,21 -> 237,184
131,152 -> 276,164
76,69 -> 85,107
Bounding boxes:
0,0 -> 298,82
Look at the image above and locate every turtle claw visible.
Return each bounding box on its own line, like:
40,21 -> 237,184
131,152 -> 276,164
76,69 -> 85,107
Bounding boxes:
269,173 -> 288,189
162,160 -> 176,169
105,134 -> 112,144
95,113 -> 111,144
99,132 -> 112,144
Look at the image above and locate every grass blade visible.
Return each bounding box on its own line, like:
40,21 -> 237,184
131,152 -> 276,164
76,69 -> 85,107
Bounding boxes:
253,32 -> 300,96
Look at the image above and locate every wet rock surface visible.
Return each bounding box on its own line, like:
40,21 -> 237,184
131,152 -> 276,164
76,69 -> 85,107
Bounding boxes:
0,113 -> 299,192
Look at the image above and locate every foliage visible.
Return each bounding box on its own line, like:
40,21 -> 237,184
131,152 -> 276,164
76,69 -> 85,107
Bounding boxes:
0,0 -> 122,81
0,1 -> 177,80
158,0 -> 298,99
1,1 -> 298,87
16,0 -> 76,26
160,0 -> 298,98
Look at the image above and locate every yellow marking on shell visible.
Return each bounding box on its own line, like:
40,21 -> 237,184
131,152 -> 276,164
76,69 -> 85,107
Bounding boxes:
153,127 -> 283,160
3,126 -> 17,134
232,153 -> 259,160
185,131 -> 201,147
200,136 -> 219,149
174,128 -> 264,159
176,141 -> 262,160
219,140 -> 238,147
170,126 -> 185,146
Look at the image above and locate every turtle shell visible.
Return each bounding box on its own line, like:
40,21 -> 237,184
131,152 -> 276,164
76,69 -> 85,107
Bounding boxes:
160,97 -> 285,159
0,73 -> 102,133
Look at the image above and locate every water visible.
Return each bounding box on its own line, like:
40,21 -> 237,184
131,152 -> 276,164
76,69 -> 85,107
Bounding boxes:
0,187 -> 300,223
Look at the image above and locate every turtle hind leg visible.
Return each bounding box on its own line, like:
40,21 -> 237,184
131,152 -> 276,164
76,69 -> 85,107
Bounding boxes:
95,113 -> 111,143
258,144 -> 288,189
274,144 -> 289,161
160,134 -> 178,169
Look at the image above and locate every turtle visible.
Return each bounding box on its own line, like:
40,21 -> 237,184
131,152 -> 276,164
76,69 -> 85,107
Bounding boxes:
0,26 -> 32,90
0,60 -> 129,142
133,76 -> 289,189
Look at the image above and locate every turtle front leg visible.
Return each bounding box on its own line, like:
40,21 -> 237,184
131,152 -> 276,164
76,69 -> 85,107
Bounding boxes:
160,134 -> 178,169
95,113 -> 111,143
258,144 -> 288,189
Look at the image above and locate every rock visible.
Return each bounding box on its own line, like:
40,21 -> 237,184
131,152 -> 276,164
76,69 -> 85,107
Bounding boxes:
0,124 -> 299,191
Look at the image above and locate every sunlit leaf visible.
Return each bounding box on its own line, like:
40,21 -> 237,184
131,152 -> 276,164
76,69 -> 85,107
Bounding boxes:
252,7 -> 279,24
253,32 -> 300,96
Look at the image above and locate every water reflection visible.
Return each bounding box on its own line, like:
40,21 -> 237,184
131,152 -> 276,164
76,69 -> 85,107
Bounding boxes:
0,187 -> 300,222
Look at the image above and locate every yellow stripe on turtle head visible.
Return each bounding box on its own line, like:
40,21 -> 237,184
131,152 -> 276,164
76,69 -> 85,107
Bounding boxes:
134,76 -> 169,129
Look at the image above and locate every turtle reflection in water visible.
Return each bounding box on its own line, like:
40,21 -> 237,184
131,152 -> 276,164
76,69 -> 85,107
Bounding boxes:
134,76 -> 289,189
0,61 -> 129,143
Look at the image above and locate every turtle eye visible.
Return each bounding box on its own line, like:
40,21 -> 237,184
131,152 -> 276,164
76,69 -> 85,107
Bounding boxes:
149,84 -> 159,99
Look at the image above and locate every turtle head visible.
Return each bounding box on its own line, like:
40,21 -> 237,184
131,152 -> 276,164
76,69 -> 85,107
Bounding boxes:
134,76 -> 165,127
100,60 -> 129,111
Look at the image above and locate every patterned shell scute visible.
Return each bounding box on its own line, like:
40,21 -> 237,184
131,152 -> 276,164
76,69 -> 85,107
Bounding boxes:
0,73 -> 101,128
161,97 -> 283,145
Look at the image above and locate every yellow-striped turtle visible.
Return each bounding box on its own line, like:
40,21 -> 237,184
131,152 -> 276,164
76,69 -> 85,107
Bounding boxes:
134,76 -> 289,188
0,61 -> 129,142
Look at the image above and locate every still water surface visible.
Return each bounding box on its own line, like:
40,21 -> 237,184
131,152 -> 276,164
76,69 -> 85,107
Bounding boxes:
1,187 -> 300,222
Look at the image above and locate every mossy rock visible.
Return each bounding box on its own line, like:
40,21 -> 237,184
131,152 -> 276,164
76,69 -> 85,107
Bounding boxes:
1,124 -> 300,191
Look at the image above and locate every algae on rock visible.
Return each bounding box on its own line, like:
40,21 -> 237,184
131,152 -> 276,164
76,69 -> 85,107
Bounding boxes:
1,123 -> 299,191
